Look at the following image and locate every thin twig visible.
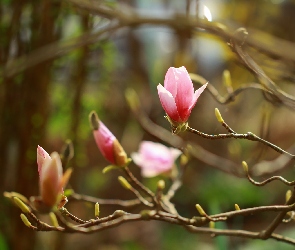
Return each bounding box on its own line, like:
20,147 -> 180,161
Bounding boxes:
186,126 -> 295,157
69,193 -> 145,207
260,187 -> 295,239
246,173 -> 295,187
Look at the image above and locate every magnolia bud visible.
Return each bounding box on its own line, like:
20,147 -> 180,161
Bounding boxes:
95,203 -> 100,218
20,214 -> 32,228
49,212 -> 59,227
113,140 -> 128,167
242,161 -> 249,174
157,180 -> 165,190
214,108 -> 224,123
222,70 -> 232,89
13,197 -> 31,213
118,176 -> 132,190
196,204 -> 206,216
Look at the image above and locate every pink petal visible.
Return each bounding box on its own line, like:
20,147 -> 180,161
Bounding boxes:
169,148 -> 182,160
157,84 -> 181,122
93,121 -> 116,164
173,67 -> 195,122
141,168 -> 163,178
130,152 -> 143,166
164,67 -> 178,97
37,145 -> 51,177
131,141 -> 182,178
40,152 -> 63,207
189,82 -> 208,110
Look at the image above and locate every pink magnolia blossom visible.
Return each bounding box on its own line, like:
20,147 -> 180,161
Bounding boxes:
37,145 -> 51,177
91,111 -> 128,166
157,66 -> 207,123
39,152 -> 63,207
93,121 -> 117,164
36,146 -> 71,210
131,141 -> 182,177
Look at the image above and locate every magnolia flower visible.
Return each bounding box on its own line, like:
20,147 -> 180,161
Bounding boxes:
37,145 -> 51,177
157,66 -> 207,124
131,141 -> 182,177
90,111 -> 128,167
34,146 -> 72,211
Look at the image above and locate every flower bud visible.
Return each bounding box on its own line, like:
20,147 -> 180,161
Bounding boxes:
118,176 -> 132,190
157,66 -> 207,124
209,221 -> 215,229
37,149 -> 72,212
157,180 -> 165,191
196,204 -> 206,216
242,161 -> 249,174
49,212 -> 59,227
222,70 -> 232,89
95,203 -> 100,218
60,139 -> 74,164
214,108 -> 224,123
90,111 -> 128,166
286,190 -> 292,202
20,214 -> 32,228
13,197 -> 31,213
113,140 -> 128,167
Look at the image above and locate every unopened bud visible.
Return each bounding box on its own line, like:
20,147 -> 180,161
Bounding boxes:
286,190 -> 292,202
180,154 -> 189,166
113,140 -> 128,167
20,214 -> 32,228
49,212 -> 59,227
102,165 -> 118,174
209,221 -> 215,229
63,189 -> 74,197
89,111 -> 99,130
61,139 -> 74,162
4,192 -> 29,203
242,161 -> 248,174
114,210 -> 125,217
223,70 -> 232,89
95,203 -> 100,218
196,204 -> 206,216
61,168 -> 73,190
157,180 -> 165,190
215,108 -> 224,123
13,197 -> 31,213
118,176 -> 132,190
234,204 -> 240,211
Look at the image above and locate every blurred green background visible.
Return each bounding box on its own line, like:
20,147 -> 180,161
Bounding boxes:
1,0 -> 295,249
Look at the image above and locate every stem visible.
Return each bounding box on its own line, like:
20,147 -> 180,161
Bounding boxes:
186,126 -> 295,157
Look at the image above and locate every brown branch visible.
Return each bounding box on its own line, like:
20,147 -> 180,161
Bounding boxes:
69,192 -> 144,207
190,73 -> 275,105
186,125 -> 295,158
18,202 -> 295,246
260,187 -> 295,239
230,30 -> 295,109
246,173 -> 295,187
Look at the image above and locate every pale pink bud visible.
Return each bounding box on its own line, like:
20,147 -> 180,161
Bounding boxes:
39,152 -> 63,207
37,145 -> 51,177
131,141 -> 181,177
35,147 -> 72,211
157,66 -> 207,123
90,111 -> 127,166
